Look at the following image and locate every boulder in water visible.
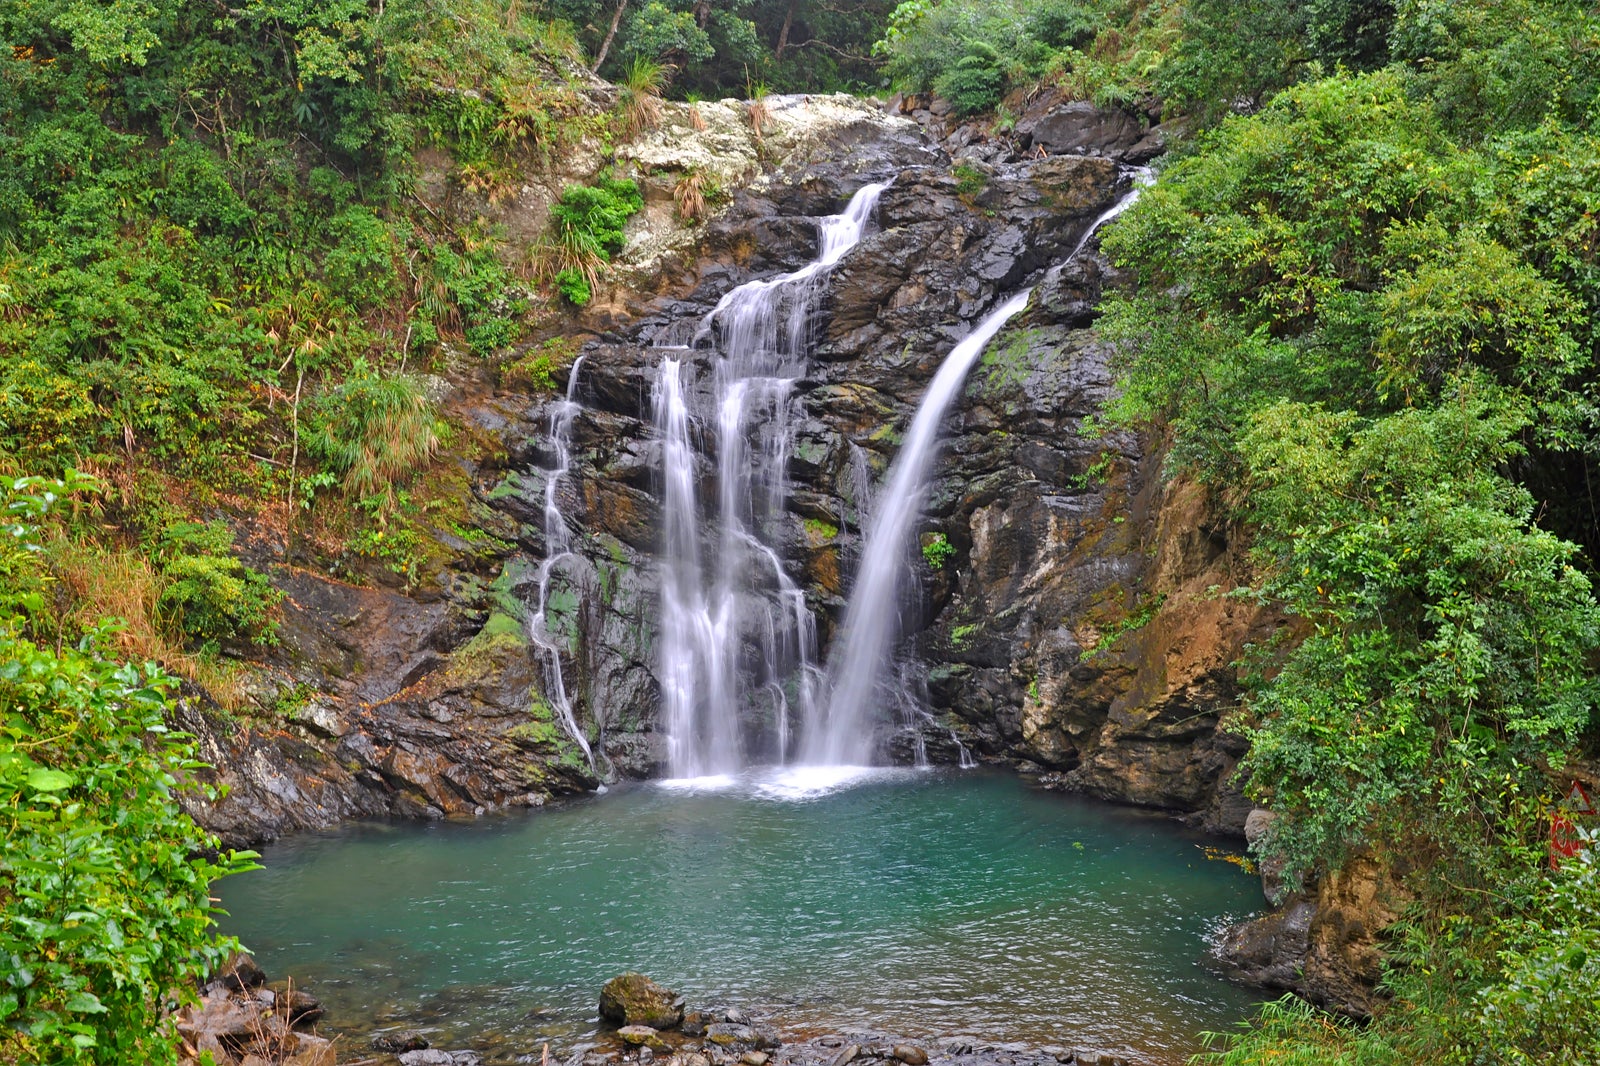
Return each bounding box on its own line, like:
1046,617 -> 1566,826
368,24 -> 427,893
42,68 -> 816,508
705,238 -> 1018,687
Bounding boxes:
600,972 -> 686,1029
374,1030 -> 432,1053
892,1047 -> 928,1066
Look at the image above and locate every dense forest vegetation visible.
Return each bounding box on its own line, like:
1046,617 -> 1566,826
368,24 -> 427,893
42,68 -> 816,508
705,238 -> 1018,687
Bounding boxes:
4,0 -> 1600,1063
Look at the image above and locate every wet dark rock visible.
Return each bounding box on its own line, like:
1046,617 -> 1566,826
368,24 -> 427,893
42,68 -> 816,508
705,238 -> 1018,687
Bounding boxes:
266,983 -> 324,1025
1014,93 -> 1145,160
216,952 -> 266,991
891,1047 -> 927,1066
706,1024 -> 758,1047
601,973 -> 687,1030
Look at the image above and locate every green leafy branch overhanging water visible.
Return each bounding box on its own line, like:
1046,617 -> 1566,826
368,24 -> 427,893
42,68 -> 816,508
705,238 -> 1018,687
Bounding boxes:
0,474 -> 258,1064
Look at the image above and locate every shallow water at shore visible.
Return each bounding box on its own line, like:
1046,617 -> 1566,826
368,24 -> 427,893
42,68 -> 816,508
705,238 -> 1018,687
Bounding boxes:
217,769 -> 1262,1063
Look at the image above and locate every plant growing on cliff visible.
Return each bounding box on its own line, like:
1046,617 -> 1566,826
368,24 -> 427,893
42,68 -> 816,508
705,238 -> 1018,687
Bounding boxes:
306,361 -> 441,512
618,56 -> 666,139
0,478 -> 256,1065
921,531 -> 956,569
152,521 -> 281,652
542,177 -> 644,306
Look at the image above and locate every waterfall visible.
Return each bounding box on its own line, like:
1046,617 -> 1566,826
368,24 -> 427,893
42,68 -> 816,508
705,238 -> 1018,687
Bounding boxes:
806,168 -> 1157,767
528,356 -> 595,771
655,182 -> 887,778
802,289 -> 1034,766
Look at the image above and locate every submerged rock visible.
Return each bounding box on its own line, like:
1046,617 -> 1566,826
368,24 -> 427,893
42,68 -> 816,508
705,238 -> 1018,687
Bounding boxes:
601,973 -> 687,1030
374,1030 -> 432,1052
619,1025 -> 671,1051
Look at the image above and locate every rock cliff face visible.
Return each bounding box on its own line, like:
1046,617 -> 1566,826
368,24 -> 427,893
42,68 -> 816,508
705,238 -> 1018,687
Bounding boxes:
183,95 -> 1279,845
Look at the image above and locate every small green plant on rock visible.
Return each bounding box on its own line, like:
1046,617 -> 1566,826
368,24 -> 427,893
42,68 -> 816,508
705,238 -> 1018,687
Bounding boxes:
804,518 -> 840,542
542,177 -> 643,307
922,531 -> 956,569
953,163 -> 988,201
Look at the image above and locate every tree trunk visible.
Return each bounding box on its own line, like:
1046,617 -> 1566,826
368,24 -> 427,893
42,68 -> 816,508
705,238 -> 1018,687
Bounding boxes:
594,0 -> 627,70
775,0 -> 797,59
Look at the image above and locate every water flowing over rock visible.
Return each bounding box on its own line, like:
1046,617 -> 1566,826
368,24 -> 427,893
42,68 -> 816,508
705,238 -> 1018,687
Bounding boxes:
654,184 -> 885,776
811,289 -> 1034,765
529,355 -> 597,770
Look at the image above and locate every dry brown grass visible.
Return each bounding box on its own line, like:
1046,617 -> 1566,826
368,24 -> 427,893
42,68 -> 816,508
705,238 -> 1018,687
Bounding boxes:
673,170 -> 710,221
50,539 -> 250,709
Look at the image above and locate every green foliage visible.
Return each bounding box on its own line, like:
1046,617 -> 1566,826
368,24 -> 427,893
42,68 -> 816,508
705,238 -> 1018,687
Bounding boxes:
306,360 -> 440,510
878,0 -> 1080,102
0,472 -> 96,622
936,49 -> 1008,116
0,478 -> 256,1065
152,521 -> 281,651
623,1 -> 717,65
545,177 -> 642,305
1236,391 -> 1599,888
804,517 -> 840,541
551,178 -> 643,259
1471,851 -> 1600,1063
1085,591 -> 1166,658
921,531 -> 956,569
953,163 -> 988,199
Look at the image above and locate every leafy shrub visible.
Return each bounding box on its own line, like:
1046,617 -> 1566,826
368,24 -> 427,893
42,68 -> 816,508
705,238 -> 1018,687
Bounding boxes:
1025,0 -> 1100,49
0,479 -> 255,1066
550,178 -> 643,260
554,268 -> 593,306
153,521 -> 281,650
936,50 -> 1008,116
545,177 -> 642,305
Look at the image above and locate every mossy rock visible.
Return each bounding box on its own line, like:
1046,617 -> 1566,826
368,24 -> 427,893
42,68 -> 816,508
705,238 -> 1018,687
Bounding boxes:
599,972 -> 684,1030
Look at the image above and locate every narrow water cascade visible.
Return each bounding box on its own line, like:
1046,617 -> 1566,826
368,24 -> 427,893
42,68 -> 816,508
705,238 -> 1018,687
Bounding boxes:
654,183 -> 887,778
807,289 -> 1035,766
528,356 -> 595,770
810,169 -> 1156,767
